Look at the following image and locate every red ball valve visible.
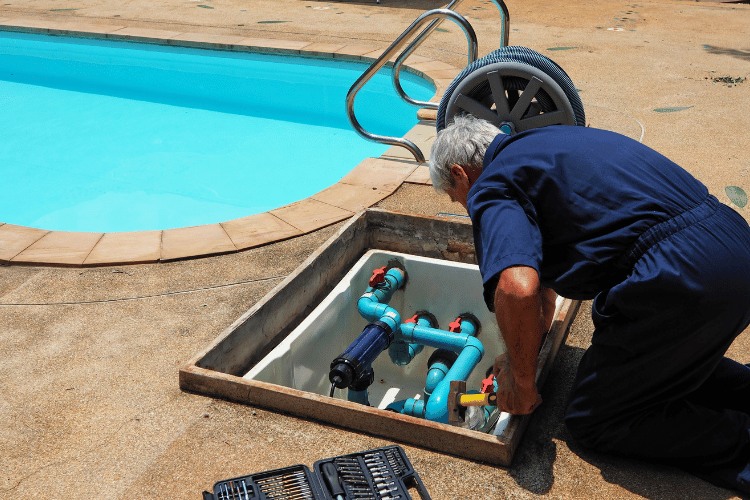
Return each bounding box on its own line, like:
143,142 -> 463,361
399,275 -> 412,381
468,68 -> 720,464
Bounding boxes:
368,266 -> 387,287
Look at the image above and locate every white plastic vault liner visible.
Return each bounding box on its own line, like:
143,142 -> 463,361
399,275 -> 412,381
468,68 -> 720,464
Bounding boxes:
244,249 -> 563,435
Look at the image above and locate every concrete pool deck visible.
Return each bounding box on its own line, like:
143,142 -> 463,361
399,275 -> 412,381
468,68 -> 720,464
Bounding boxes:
1,0 -> 750,499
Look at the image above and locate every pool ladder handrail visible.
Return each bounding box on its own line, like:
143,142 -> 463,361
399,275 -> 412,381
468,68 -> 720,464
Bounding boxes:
345,0 -> 510,163
392,0 -> 510,110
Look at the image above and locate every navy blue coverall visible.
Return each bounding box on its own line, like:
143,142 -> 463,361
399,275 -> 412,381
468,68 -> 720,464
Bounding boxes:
467,125 -> 750,493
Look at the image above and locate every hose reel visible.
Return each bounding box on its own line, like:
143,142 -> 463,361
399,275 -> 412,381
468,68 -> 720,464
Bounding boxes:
437,46 -> 586,134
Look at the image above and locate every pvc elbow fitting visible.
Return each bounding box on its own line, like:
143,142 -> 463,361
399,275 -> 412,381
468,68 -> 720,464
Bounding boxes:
357,267 -> 405,329
400,323 -> 481,352
402,398 -> 425,418
388,341 -> 423,366
357,299 -> 401,331
389,314 -> 431,366
462,335 -> 484,357
365,268 -> 405,299
383,268 -> 405,290
457,317 -> 477,337
424,360 -> 449,397
424,339 -> 484,423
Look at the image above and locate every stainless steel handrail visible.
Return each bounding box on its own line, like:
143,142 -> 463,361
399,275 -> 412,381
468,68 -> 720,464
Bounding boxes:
392,0 -> 510,110
345,9 -> 477,163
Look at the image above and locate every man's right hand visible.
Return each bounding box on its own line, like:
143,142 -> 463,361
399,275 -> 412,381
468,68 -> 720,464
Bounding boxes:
492,265 -> 548,415
493,352 -> 543,415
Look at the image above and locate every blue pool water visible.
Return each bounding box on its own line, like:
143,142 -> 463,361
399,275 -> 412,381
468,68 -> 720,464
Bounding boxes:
0,32 -> 433,233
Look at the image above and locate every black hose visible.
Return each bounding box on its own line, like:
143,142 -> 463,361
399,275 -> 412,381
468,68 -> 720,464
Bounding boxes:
329,382 -> 336,398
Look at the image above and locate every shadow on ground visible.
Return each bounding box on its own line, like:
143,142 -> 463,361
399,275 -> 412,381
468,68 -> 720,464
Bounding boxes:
703,46 -> 750,62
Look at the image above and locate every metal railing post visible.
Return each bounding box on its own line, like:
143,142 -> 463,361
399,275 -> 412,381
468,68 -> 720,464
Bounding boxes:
391,0 -> 510,110
345,9 -> 477,163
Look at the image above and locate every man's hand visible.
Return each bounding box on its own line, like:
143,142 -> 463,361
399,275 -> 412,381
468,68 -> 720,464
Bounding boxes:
493,265 -> 549,415
494,352 -> 542,414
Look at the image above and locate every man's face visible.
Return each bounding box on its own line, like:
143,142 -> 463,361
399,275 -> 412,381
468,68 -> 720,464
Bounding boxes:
445,184 -> 470,211
445,164 -> 475,211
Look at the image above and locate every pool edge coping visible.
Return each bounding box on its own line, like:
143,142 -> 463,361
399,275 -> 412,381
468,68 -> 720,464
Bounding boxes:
0,20 -> 459,268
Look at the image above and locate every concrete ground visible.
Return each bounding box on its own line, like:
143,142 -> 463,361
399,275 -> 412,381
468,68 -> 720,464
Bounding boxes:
1,0 -> 750,498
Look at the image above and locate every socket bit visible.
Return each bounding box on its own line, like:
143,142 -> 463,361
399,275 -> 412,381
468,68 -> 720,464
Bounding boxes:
351,493 -> 376,500
337,466 -> 364,473
257,472 -> 306,484
262,485 -> 313,499
335,458 -> 360,465
378,485 -> 398,495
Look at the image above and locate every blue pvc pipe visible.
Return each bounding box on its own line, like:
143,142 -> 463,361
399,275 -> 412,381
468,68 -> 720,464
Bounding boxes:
399,319 -> 484,422
389,315 -> 430,366
348,389 -> 370,406
357,268 -> 405,331
388,342 -> 422,366
363,268 -> 405,304
423,317 -> 478,399
456,317 -> 477,337
402,342 -> 483,421
402,397 -> 425,417
398,323 -> 478,352
424,359 -> 450,398
352,269 -> 486,423
424,341 -> 483,422
386,400 -> 407,413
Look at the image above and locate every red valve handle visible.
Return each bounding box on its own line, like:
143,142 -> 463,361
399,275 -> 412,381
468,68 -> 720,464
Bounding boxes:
369,266 -> 386,287
448,317 -> 462,333
404,314 -> 420,324
481,374 -> 495,394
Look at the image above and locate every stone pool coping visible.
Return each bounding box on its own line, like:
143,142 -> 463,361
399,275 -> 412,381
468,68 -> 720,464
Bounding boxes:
0,19 -> 457,267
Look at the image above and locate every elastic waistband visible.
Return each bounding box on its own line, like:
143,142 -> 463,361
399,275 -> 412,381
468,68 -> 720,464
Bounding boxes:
617,195 -> 720,270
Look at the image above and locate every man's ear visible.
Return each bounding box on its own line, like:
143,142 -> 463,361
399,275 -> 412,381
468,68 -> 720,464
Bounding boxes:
450,164 -> 467,181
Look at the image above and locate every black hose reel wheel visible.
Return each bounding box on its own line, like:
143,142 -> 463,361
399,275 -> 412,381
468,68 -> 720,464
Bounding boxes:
436,46 -> 585,134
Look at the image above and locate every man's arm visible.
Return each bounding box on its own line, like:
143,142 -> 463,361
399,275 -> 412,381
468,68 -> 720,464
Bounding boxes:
492,265 -> 551,415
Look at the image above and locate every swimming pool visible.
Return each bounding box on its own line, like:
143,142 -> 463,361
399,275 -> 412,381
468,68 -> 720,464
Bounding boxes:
0,32 -> 434,233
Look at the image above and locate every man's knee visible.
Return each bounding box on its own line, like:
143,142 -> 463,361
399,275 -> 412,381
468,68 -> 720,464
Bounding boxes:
563,404 -> 615,451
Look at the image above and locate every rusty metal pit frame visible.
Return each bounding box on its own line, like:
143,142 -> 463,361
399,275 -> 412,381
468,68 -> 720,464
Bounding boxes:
180,209 -> 580,466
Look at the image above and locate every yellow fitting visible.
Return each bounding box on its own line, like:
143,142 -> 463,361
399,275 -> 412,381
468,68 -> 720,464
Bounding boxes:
459,392 -> 497,407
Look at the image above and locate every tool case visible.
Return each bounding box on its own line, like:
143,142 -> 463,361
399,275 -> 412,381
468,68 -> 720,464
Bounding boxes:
202,445 -> 432,500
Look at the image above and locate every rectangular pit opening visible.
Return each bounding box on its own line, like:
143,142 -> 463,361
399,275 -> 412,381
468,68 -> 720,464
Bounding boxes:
180,209 -> 580,466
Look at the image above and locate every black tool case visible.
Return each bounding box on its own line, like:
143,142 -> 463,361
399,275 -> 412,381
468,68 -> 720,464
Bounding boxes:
202,445 -> 432,500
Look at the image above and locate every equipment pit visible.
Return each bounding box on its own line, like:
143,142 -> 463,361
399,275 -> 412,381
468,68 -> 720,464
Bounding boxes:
180,209 -> 580,465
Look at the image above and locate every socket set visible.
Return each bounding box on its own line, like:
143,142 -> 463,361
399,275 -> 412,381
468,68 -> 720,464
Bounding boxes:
201,446 -> 432,500
202,464 -> 324,500
314,445 -> 432,500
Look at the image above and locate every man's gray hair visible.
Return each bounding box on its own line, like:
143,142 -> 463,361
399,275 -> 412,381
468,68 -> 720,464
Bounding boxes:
429,114 -> 502,193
